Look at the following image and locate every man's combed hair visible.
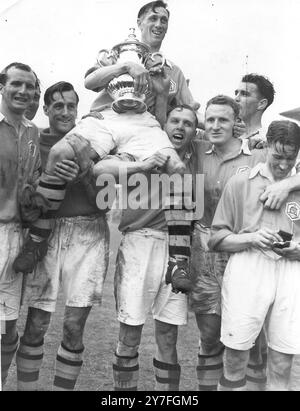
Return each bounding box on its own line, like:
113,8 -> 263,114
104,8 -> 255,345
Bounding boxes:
138,1 -> 169,19
0,62 -> 38,86
242,73 -> 275,109
206,95 -> 240,119
168,104 -> 198,128
33,72 -> 41,92
266,120 -> 300,152
44,81 -> 79,106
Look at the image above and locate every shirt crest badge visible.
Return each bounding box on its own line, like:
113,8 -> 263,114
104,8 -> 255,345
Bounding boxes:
286,202 -> 300,221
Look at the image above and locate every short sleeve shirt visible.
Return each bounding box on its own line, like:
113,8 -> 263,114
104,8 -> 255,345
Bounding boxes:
0,112 -> 41,223
193,139 -> 266,227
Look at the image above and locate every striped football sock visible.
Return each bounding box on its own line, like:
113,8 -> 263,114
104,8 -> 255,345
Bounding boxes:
153,358 -> 181,391
164,188 -> 193,293
113,352 -> 139,391
1,334 -> 19,386
262,348 -> 268,368
53,343 -> 84,391
16,337 -> 44,391
218,374 -> 247,391
197,348 -> 224,391
164,188 -> 193,263
29,172 -> 67,240
246,361 -> 267,391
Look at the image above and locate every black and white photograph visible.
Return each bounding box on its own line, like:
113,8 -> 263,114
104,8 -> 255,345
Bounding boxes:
1,0 -> 300,393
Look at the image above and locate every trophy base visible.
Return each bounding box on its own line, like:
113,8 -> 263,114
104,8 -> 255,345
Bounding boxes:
111,95 -> 147,114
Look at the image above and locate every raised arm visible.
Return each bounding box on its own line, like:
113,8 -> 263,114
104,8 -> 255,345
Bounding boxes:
85,61 -> 151,95
149,68 -> 171,127
85,63 -> 130,92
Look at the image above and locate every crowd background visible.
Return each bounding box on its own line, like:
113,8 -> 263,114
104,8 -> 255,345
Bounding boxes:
0,0 -> 299,128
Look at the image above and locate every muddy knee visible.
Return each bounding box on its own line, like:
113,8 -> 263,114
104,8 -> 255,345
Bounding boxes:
23,308 -> 51,344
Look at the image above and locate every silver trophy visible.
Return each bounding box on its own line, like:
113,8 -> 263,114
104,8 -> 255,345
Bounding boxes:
97,28 -> 165,113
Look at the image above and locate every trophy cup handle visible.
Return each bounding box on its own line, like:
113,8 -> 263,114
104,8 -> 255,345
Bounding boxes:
97,49 -> 117,66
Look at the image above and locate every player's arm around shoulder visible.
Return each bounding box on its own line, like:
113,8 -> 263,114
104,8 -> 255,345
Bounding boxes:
259,156 -> 300,210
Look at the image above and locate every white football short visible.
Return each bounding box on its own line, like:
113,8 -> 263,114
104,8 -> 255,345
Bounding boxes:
71,108 -> 174,161
24,215 -> 109,312
0,222 -> 24,321
114,228 -> 188,326
221,249 -> 300,354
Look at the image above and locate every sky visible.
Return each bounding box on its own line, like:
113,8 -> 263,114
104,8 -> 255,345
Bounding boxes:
0,0 -> 300,128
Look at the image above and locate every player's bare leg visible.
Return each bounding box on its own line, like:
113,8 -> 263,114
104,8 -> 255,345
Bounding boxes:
267,348 -> 293,391
288,355 -> 300,391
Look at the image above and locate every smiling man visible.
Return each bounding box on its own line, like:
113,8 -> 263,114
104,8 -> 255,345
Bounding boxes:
15,81 -> 109,391
189,95 -> 268,391
13,2 -> 199,292
234,74 -> 300,211
87,0 -> 199,116
209,120 -> 300,391
93,104 -> 198,391
0,62 -> 41,387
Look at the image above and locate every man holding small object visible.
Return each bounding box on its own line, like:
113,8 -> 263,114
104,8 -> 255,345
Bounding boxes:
209,120 -> 300,391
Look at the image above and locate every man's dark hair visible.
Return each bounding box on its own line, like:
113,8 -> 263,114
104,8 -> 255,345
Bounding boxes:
44,81 -> 79,106
206,95 -> 240,119
242,73 -> 275,109
0,62 -> 38,87
266,120 -> 300,154
33,72 -> 41,93
168,104 -> 198,128
138,1 -> 169,19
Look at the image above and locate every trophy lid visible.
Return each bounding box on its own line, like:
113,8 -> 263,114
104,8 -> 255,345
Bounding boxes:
112,28 -> 150,54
